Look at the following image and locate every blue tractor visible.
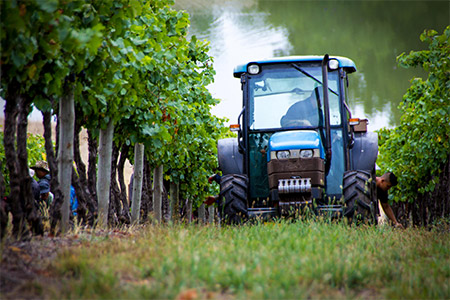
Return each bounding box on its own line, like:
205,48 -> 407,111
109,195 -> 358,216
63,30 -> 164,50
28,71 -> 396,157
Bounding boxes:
217,55 -> 379,223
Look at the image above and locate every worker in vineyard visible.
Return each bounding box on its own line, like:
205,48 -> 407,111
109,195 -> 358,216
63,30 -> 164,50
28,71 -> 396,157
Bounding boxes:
31,160 -> 53,207
376,172 -> 404,229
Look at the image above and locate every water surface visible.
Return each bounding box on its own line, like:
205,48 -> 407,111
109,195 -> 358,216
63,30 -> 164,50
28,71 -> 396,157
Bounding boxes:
176,0 -> 449,130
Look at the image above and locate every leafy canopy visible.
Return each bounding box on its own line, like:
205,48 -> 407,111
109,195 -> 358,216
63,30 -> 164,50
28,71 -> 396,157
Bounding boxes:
1,0 -> 226,205
377,26 -> 450,202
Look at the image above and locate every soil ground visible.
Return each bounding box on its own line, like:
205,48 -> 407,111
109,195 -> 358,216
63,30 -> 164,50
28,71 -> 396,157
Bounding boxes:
0,234 -> 79,299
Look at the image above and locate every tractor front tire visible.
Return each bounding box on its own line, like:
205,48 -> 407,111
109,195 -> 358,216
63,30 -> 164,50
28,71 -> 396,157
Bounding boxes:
343,170 -> 377,225
219,174 -> 248,224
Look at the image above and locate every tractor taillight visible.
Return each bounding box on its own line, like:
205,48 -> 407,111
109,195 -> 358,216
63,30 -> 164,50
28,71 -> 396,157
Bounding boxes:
349,118 -> 360,126
229,124 -> 240,132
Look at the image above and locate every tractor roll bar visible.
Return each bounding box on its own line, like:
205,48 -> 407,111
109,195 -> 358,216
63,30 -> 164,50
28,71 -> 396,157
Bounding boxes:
322,54 -> 332,175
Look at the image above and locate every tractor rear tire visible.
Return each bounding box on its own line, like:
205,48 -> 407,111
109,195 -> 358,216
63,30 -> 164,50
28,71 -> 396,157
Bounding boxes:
343,170 -> 377,225
219,174 -> 248,224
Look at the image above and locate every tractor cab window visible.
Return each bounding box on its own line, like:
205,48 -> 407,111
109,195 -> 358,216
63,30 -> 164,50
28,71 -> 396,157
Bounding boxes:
248,64 -> 341,130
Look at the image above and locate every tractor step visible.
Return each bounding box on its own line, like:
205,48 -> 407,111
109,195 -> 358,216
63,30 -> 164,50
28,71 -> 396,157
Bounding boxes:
246,205 -> 344,221
247,207 -> 279,220
316,205 -> 343,218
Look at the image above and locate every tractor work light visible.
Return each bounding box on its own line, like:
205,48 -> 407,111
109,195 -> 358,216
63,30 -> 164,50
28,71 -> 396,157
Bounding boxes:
328,59 -> 339,70
247,64 -> 260,75
299,149 -> 313,158
276,150 -> 290,159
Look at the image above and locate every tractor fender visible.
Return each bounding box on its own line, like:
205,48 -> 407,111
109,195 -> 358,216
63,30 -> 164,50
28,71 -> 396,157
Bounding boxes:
350,131 -> 378,171
217,138 -> 243,175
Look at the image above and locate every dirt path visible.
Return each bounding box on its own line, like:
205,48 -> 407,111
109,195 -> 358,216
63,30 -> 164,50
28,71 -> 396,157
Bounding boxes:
0,228 -> 133,299
0,234 -> 81,299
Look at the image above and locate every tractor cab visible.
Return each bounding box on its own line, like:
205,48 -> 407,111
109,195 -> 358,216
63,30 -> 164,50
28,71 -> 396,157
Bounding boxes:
217,55 -> 379,222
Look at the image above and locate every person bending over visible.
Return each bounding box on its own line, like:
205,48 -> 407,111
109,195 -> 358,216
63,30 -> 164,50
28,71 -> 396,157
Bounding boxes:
376,172 -> 403,228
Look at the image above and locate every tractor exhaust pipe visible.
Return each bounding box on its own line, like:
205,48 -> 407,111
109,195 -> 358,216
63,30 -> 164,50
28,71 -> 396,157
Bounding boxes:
322,54 -> 332,175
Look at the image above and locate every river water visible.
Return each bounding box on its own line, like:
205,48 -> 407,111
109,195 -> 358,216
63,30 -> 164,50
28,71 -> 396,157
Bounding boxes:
175,0 -> 449,130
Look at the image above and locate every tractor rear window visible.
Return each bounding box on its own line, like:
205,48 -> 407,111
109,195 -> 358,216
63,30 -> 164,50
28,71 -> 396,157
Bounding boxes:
248,64 -> 341,130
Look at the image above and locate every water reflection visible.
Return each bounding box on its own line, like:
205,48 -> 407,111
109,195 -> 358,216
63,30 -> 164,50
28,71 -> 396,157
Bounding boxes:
178,0 -> 449,130
177,1 -> 292,124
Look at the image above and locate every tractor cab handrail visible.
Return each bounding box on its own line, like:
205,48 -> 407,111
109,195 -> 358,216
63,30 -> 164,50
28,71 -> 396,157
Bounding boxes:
237,107 -> 246,154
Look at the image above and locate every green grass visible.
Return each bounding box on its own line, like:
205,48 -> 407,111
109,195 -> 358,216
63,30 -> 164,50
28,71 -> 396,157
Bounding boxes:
48,221 -> 449,299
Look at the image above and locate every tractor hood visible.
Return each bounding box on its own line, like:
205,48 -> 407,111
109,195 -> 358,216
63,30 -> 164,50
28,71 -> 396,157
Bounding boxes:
268,130 -> 325,161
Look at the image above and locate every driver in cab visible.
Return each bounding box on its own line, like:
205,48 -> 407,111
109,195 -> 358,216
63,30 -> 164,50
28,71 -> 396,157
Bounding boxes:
280,88 -> 321,128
